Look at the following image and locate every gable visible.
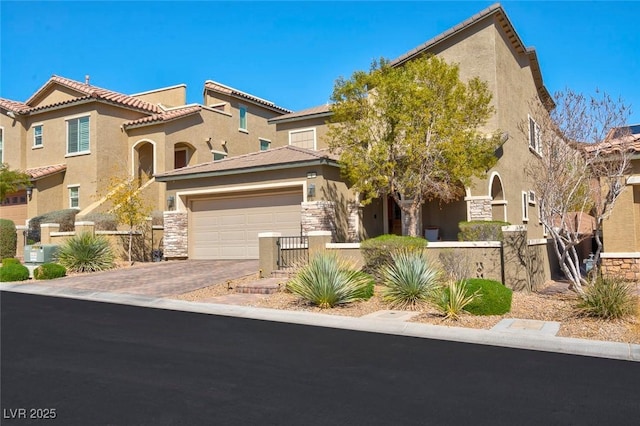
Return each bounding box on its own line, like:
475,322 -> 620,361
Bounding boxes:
28,84 -> 88,108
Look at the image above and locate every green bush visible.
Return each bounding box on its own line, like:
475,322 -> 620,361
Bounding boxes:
33,263 -> 67,280
0,218 -> 17,260
436,280 -> 482,320
0,262 -> 30,282
2,257 -> 21,266
361,234 -> 428,277
462,278 -> 512,315
381,250 -> 441,310
28,209 -> 79,242
578,277 -> 638,320
79,212 -> 118,231
287,252 -> 374,308
57,232 -> 115,273
458,221 -> 510,241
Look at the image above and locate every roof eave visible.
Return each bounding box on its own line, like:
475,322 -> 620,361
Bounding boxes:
268,111 -> 334,125
123,110 -> 201,130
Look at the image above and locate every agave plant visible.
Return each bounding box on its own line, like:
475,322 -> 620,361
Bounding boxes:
380,250 -> 441,310
578,277 -> 638,320
286,252 -> 374,308
57,232 -> 115,273
436,279 -> 482,321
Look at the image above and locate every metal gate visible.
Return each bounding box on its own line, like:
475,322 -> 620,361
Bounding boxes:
276,236 -> 309,270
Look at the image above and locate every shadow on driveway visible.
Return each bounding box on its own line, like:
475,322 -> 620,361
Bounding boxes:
26,260 -> 259,297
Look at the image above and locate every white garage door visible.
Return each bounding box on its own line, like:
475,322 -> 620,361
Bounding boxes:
190,190 -> 303,259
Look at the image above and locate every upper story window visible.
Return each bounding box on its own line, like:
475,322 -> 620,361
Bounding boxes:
33,124 -> 43,147
239,105 -> 247,131
69,186 -> 80,209
521,191 -> 529,222
528,115 -> 541,155
212,150 -> 227,161
174,149 -> 188,169
0,127 -> 4,162
289,128 -> 316,150
67,116 -> 90,155
259,138 -> 270,151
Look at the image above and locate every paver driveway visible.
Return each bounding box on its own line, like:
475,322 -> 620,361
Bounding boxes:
29,260 -> 258,297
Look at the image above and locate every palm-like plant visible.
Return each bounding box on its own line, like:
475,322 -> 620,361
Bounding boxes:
286,252 -> 374,308
380,250 -> 441,310
436,280 -> 482,321
57,232 -> 115,273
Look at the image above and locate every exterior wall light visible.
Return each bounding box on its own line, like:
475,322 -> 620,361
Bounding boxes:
307,183 -> 316,198
167,195 -> 175,210
26,185 -> 34,200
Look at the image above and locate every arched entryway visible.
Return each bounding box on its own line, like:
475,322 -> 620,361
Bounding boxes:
489,172 -> 507,221
132,140 -> 156,181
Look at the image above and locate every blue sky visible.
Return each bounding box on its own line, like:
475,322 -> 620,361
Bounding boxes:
2,1 -> 639,124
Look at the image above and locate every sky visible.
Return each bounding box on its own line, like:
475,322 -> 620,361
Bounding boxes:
1,1 -> 639,124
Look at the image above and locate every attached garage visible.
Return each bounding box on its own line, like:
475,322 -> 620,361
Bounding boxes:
190,190 -> 303,259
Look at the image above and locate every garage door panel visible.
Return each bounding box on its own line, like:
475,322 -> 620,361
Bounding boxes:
190,190 -> 302,260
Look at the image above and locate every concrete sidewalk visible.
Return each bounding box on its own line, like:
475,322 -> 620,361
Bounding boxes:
2,282 -> 638,362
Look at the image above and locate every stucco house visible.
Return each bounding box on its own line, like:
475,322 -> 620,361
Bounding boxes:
0,76 -> 291,225
156,3 -> 554,260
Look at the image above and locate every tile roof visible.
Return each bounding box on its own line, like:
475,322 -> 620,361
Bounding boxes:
0,98 -> 30,114
25,164 -> 67,180
268,104 -> 333,123
583,125 -> 640,154
156,145 -> 338,180
389,3 -> 553,109
122,104 -> 202,129
204,80 -> 292,114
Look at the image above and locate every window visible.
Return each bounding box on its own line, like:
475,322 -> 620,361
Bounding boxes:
239,105 -> 247,131
528,190 -> 536,205
174,149 -> 188,169
69,186 -> 79,209
522,191 -> 529,222
289,128 -> 316,150
33,124 -> 43,147
528,115 -> 541,155
259,138 -> 270,151
212,150 -> 227,161
0,127 -> 3,162
67,116 -> 90,154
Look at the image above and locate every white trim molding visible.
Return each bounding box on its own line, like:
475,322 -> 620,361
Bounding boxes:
131,139 -> 158,176
600,252 -> 640,259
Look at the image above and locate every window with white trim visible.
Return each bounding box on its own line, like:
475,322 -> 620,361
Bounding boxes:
239,105 -> 247,131
33,124 -> 43,147
528,115 -> 541,155
0,127 -> 3,162
522,191 -> 529,222
67,116 -> 90,154
212,150 -> 227,161
289,128 -> 316,150
259,138 -> 270,151
69,186 -> 80,209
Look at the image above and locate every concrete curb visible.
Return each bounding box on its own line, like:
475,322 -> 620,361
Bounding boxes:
2,283 -> 638,362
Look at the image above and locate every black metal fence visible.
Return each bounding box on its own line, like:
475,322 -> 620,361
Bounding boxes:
276,236 -> 309,270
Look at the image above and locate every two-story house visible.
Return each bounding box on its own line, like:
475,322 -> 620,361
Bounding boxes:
0,76 -> 291,225
156,3 -> 554,260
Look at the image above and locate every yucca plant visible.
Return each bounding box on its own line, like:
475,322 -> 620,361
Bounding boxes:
286,251 -> 374,308
436,280 -> 482,321
57,232 -> 115,273
380,250 -> 441,310
578,277 -> 638,320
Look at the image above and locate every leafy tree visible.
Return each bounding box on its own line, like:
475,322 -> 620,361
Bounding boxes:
526,89 -> 632,294
103,174 -> 152,264
327,56 -> 501,236
0,163 -> 30,200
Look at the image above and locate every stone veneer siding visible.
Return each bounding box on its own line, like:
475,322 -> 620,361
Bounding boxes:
347,201 -> 360,242
601,257 -> 640,281
163,211 -> 188,259
301,201 -> 336,238
468,198 -> 493,221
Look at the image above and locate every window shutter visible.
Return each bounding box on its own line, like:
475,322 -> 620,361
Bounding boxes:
529,117 -> 536,150
68,119 -> 78,153
79,117 -> 89,151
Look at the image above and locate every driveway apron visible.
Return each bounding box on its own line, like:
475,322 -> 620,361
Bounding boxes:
27,260 -> 258,297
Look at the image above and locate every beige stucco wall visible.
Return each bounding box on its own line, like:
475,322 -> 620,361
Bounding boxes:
28,85 -> 85,108
131,85 -> 186,107
0,114 -> 27,167
274,117 -> 331,150
603,168 -> 640,253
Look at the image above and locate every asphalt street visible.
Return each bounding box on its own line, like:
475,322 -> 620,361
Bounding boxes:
2,291 -> 639,425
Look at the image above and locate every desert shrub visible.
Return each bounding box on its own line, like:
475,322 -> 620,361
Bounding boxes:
28,209 -> 79,242
287,251 -> 374,308
438,249 -> 472,282
57,232 -> 115,273
435,280 -> 482,320
462,278 -> 512,315
578,277 -> 638,320
458,221 -> 510,241
0,218 -> 17,259
33,263 -> 67,280
361,234 -> 427,277
0,262 -> 30,282
2,257 -> 21,266
80,212 -> 118,231
380,250 -> 441,310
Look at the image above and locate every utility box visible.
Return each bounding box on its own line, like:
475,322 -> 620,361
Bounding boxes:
24,244 -> 59,263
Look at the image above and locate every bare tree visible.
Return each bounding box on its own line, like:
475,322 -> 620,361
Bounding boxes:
526,89 -> 632,294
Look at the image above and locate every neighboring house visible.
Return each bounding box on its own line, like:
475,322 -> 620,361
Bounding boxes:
0,76 -> 290,225
595,125 -> 640,280
157,3 -> 554,260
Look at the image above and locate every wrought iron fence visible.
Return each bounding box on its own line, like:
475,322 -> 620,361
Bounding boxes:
276,236 -> 309,270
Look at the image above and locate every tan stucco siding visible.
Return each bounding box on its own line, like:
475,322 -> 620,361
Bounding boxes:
0,115 -> 27,167
29,85 -> 86,108
275,118 -> 331,150
603,184 -> 639,252
132,86 -> 186,107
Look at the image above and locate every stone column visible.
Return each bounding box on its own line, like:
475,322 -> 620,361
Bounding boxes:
15,225 -> 27,260
501,225 -> 531,291
40,223 -> 60,244
258,232 -> 281,278
163,211 -> 188,259
465,196 -> 493,221
301,201 -> 336,238
74,221 -> 95,236
308,230 -> 332,256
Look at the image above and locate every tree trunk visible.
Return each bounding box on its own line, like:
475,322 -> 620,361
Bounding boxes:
405,206 -> 421,237
128,229 -> 133,266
